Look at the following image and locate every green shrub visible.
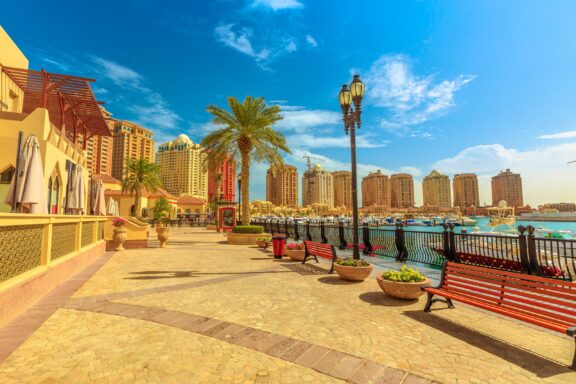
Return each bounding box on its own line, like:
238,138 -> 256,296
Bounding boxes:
382,265 -> 426,283
336,257 -> 370,267
232,225 -> 264,234
257,236 -> 271,241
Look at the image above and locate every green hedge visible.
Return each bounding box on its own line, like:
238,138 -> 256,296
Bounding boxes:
232,225 -> 264,234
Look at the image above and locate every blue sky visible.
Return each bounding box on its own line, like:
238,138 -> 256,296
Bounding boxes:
2,0 -> 576,206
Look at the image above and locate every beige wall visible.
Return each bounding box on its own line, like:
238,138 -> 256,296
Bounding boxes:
0,26 -> 28,114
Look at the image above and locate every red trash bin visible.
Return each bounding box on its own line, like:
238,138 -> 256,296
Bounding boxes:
272,235 -> 286,259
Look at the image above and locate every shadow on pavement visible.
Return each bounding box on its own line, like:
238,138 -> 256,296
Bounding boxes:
125,270 -> 291,280
403,310 -> 572,378
317,276 -> 359,285
358,291 -> 419,307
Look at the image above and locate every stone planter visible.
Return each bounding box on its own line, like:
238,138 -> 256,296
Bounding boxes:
255,239 -> 269,248
113,227 -> 127,251
376,276 -> 430,300
207,224 -> 217,231
155,226 -> 170,248
334,263 -> 373,282
286,249 -> 305,261
227,232 -> 271,245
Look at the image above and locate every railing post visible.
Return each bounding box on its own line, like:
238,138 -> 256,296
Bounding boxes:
395,223 -> 407,261
526,225 -> 541,275
320,221 -> 328,244
338,221 -> 347,250
517,226 -> 531,274
362,223 -> 372,254
92,218 -> 98,244
448,224 -> 457,262
442,224 -> 452,261
284,219 -> 289,237
75,219 -> 82,251
306,220 -> 312,241
294,221 -> 299,241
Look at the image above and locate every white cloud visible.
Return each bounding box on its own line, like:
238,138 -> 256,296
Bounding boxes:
365,54 -> 474,134
251,0 -> 303,11
538,131 -> 576,139
433,143 -> 576,206
275,105 -> 341,133
214,24 -> 270,61
91,57 -> 181,132
286,133 -> 387,149
306,35 -> 318,47
286,41 -> 297,53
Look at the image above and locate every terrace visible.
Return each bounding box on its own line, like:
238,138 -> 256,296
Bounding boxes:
0,227 -> 574,383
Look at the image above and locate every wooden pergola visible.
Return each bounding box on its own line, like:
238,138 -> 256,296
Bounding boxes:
1,66 -> 111,147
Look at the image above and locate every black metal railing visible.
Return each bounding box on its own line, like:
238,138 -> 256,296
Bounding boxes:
250,219 -> 576,281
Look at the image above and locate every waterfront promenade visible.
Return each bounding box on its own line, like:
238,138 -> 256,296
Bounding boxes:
0,228 -> 574,383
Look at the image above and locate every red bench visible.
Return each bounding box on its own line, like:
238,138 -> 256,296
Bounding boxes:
303,240 -> 336,273
423,262 -> 576,369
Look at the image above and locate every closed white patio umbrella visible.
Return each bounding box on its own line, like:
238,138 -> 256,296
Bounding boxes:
67,164 -> 86,214
92,179 -> 106,216
106,197 -> 119,216
5,135 -> 47,214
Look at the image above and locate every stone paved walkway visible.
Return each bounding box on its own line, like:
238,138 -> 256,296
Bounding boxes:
0,228 -> 575,383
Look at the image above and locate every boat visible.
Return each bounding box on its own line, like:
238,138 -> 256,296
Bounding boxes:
461,217 -> 478,226
487,201 -> 516,227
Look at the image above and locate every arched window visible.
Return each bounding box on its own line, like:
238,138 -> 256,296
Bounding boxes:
48,177 -> 60,214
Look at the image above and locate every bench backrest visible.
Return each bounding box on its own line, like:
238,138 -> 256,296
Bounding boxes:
304,240 -> 335,260
442,262 -> 576,328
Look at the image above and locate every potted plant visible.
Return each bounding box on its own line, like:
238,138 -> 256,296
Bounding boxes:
153,198 -> 172,248
334,257 -> 373,282
285,242 -> 305,261
227,225 -> 269,245
255,236 -> 271,248
377,265 -> 430,300
112,217 -> 128,251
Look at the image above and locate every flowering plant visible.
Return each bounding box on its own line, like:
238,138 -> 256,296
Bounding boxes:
112,217 -> 128,227
286,243 -> 304,251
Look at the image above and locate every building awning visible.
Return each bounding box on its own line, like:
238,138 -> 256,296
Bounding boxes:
1,66 -> 110,141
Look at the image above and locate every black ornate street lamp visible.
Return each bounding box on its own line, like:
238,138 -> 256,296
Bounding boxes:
237,174 -> 242,222
339,74 -> 365,260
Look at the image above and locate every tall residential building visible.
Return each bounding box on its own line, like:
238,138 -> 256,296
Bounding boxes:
332,171 -> 352,208
390,174 -> 414,208
208,156 -> 236,202
453,173 -> 480,209
302,164 -> 334,208
423,170 -> 451,208
492,168 -> 523,207
111,120 -> 154,180
156,134 -> 208,200
361,170 -> 390,207
266,165 -> 298,208
86,108 -> 114,176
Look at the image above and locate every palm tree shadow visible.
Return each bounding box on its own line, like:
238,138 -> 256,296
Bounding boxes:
403,310 -> 573,377
359,291 -> 419,307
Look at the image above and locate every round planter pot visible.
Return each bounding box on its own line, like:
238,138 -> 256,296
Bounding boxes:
376,276 -> 430,300
255,240 -> 269,248
155,226 -> 170,248
286,249 -> 305,261
113,227 -> 127,251
334,263 -> 373,282
227,232 -> 271,245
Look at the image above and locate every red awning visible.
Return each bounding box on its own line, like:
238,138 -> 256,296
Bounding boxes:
2,66 -> 110,140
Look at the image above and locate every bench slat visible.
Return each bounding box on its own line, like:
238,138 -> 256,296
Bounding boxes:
425,287 -> 574,334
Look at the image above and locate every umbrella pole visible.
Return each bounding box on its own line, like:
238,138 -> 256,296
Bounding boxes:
11,131 -> 23,213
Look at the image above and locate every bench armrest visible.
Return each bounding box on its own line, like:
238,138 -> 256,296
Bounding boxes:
568,326 -> 576,338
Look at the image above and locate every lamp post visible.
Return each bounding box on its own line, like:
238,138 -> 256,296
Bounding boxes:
339,74 -> 365,260
237,174 -> 242,222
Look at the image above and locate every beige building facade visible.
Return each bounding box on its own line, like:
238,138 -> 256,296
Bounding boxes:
492,168 -> 523,207
453,173 -> 479,209
156,134 -> 208,200
302,164 -> 334,208
361,170 -> 390,208
390,173 -> 414,209
86,109 -> 114,177
111,120 -> 154,181
423,170 -> 451,208
332,171 -> 352,208
266,164 -> 298,208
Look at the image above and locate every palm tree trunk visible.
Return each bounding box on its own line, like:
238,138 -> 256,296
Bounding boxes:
135,190 -> 141,218
241,151 -> 250,225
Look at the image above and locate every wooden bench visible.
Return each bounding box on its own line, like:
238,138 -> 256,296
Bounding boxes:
423,262 -> 576,369
302,240 -> 337,273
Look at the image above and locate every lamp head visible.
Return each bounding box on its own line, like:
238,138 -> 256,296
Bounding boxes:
338,84 -> 351,114
350,74 -> 365,105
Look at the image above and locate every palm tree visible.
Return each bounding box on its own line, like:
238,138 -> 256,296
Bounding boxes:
201,96 -> 290,225
122,158 -> 161,218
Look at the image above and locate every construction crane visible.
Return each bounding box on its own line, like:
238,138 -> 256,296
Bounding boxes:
302,155 -> 323,170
